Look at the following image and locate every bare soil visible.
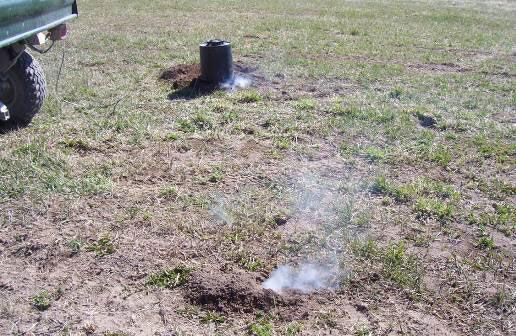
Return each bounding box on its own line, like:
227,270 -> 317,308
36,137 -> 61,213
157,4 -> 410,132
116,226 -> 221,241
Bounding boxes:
159,63 -> 202,89
407,62 -> 470,73
185,268 -> 302,315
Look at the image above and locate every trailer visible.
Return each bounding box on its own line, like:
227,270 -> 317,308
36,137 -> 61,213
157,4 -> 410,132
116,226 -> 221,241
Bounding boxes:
0,0 -> 78,127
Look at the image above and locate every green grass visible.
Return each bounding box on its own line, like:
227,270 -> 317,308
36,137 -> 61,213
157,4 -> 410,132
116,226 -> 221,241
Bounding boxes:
476,236 -> 495,250
352,240 -> 424,292
293,98 -> 317,111
199,311 -> 226,325
208,167 -> 225,183
383,243 -> 423,291
235,253 -> 265,272
85,235 -> 116,257
238,90 -> 262,103
159,185 -> 179,200
355,326 -> 373,336
249,316 -> 274,336
67,238 -> 83,254
469,204 -> 515,236
145,267 -> 191,289
285,323 -> 302,336
32,291 -> 51,311
372,176 -> 459,214
414,197 -> 455,221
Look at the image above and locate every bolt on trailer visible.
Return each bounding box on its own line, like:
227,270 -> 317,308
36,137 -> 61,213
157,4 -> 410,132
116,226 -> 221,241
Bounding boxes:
0,0 -> 78,127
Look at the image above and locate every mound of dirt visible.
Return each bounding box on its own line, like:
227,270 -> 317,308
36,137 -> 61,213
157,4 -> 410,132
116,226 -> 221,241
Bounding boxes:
185,269 -> 301,314
159,63 -> 209,90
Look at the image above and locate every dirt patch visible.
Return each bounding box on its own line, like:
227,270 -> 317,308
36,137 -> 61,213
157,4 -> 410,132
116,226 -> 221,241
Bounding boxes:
408,62 -> 470,73
158,60 -> 357,101
408,62 -> 515,77
184,269 -> 304,315
158,63 -> 217,99
159,63 -> 202,89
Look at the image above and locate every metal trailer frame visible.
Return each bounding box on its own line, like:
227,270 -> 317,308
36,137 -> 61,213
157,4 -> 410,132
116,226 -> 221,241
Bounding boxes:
0,0 -> 78,48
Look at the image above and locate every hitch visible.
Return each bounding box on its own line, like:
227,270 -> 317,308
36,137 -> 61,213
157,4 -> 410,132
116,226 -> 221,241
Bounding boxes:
0,101 -> 9,121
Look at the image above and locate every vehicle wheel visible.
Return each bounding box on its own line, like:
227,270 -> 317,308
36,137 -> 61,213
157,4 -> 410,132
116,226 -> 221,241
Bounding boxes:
0,51 -> 47,127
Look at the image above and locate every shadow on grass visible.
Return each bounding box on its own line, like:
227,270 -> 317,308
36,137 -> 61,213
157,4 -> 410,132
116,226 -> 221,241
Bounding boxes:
167,79 -> 218,101
0,121 -> 25,134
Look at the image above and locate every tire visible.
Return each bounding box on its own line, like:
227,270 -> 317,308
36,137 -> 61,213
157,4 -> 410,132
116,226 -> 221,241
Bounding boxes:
0,51 -> 47,127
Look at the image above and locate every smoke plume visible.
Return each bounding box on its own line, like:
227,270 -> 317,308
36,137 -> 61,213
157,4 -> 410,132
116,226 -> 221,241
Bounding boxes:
262,168 -> 363,294
263,263 -> 339,294
220,74 -> 251,91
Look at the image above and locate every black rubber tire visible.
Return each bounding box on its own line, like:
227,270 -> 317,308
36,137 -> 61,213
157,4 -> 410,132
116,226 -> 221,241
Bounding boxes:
0,51 -> 46,127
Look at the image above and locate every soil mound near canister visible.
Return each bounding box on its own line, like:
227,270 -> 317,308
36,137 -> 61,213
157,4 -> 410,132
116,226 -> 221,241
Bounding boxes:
158,63 -> 217,98
159,63 -> 209,89
185,269 -> 301,314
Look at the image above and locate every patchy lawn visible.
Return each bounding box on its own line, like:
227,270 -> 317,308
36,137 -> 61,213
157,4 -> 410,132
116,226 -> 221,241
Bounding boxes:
0,0 -> 514,335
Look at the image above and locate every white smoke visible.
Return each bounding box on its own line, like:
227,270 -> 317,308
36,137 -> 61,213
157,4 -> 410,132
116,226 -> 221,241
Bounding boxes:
263,263 -> 339,294
261,167 -> 363,294
220,75 -> 251,91
210,197 -> 232,226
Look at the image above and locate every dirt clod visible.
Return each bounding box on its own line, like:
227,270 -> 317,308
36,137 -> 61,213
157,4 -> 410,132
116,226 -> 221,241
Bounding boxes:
416,114 -> 437,128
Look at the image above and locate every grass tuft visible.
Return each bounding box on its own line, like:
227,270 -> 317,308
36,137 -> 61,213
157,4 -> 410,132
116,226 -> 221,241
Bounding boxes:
200,311 -> 226,325
383,242 -> 423,290
293,98 -> 317,111
476,236 -> 495,250
32,291 -> 51,311
352,240 -> 423,291
86,235 -> 115,257
249,315 -> 273,336
414,197 -> 455,221
285,322 -> 302,335
145,267 -> 191,289
238,90 -> 262,103
61,139 -> 92,151
159,186 -> 179,200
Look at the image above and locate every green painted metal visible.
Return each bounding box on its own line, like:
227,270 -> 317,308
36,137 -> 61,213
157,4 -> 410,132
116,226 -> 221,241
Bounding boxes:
0,0 -> 77,48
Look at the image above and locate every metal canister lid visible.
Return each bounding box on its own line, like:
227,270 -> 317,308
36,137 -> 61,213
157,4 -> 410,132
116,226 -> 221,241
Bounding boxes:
202,39 -> 230,47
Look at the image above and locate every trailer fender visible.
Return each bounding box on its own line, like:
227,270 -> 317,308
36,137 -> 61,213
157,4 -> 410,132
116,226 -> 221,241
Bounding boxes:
0,49 -> 9,73
0,44 -> 26,74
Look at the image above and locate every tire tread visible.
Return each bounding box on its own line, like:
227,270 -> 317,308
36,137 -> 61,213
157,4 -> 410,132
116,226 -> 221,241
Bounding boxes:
2,51 -> 47,127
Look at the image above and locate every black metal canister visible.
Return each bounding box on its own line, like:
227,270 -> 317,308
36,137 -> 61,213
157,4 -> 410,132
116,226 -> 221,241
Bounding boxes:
199,39 -> 233,83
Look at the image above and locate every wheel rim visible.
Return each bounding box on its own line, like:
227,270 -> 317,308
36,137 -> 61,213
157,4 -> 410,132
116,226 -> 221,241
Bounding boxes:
0,75 -> 15,105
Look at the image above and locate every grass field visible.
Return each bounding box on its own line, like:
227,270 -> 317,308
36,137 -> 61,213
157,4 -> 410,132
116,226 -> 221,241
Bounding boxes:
0,0 -> 515,335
